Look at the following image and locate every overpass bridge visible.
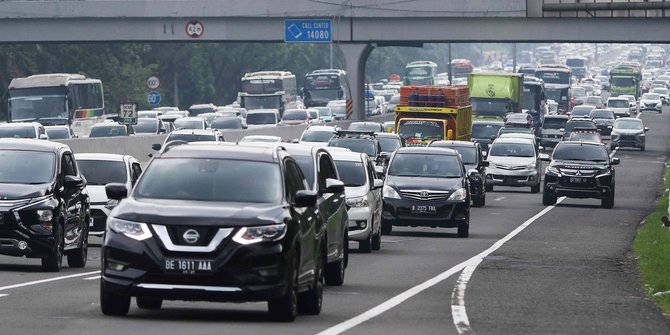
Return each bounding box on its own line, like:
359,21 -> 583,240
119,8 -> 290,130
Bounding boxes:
0,0 -> 668,119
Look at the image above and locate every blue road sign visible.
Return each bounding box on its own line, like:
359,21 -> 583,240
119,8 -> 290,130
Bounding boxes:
147,91 -> 161,106
284,19 -> 332,43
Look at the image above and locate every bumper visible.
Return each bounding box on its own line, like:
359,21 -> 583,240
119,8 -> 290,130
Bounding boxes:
347,206 -> 372,241
544,174 -> 613,199
611,135 -> 645,148
641,105 -> 662,111
101,230 -> 292,302
486,168 -> 540,187
382,198 -> 469,228
0,212 -> 56,258
90,204 -> 111,236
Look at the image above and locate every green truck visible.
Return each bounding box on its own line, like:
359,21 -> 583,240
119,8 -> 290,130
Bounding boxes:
468,73 -> 523,118
609,63 -> 642,98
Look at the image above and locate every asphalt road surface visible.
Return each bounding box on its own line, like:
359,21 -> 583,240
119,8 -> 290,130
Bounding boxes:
0,109 -> 668,335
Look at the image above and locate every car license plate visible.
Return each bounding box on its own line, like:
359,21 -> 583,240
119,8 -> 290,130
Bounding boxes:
163,259 -> 213,274
504,178 -> 518,184
570,177 -> 586,183
411,205 -> 436,214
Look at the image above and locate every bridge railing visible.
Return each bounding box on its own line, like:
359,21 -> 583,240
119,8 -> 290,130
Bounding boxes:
543,0 -> 668,17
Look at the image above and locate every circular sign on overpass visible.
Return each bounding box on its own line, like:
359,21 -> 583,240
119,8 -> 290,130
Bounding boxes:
147,91 -> 161,106
146,76 -> 160,90
185,20 -> 204,38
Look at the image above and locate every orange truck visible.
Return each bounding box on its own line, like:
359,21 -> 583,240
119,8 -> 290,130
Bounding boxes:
394,85 -> 472,146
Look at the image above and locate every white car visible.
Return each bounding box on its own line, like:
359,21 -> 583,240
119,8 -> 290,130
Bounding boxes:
327,100 -> 347,120
605,97 -> 631,118
173,117 -> 207,130
0,122 -> 49,140
651,87 -> 670,105
240,135 -> 282,143
74,153 -> 142,236
137,110 -> 163,119
330,151 -> 383,253
619,95 -> 638,114
299,125 -> 339,146
246,109 -> 280,128
639,93 -> 663,113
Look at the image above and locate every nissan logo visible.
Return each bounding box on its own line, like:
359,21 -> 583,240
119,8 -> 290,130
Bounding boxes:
183,229 -> 200,244
420,191 -> 429,198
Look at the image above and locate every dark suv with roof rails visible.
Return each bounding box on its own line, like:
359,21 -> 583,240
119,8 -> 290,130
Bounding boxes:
100,142 -> 325,322
0,139 -> 89,272
328,130 -> 383,164
541,141 -> 619,208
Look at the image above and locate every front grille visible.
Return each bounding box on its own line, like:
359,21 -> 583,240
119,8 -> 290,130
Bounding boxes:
619,135 -> 636,141
0,199 -> 31,208
494,164 -> 526,170
166,226 -> 220,247
400,190 -> 449,201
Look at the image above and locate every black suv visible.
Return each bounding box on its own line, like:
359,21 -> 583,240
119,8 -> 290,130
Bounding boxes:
328,130 -> 382,162
100,143 -> 325,321
0,139 -> 89,271
471,120 -> 504,156
562,119 -> 598,141
541,142 -> 619,208
429,140 -> 489,207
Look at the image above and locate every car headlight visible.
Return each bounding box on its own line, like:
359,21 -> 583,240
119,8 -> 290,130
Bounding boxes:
526,162 -> 536,169
36,209 -> 53,222
447,188 -> 467,201
346,196 -> 369,207
108,217 -> 152,241
232,224 -> 287,245
546,166 -> 561,176
382,185 -> 401,199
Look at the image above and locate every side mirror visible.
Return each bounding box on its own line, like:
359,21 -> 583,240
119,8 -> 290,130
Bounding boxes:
559,128 -> 565,133
151,143 -> 162,151
490,135 -> 497,141
379,152 -> 391,160
64,175 -> 84,189
39,134 -> 49,140
106,183 -> 129,200
481,160 -> 490,167
373,179 -> 383,189
611,157 -> 620,165
324,178 -> 345,194
538,145 -> 545,151
467,169 -> 479,178
644,127 -> 649,132
375,165 -> 385,178
294,190 -> 318,208
539,153 -> 551,161
290,138 -> 300,144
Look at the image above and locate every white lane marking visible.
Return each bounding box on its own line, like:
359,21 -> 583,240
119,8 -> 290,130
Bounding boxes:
449,196 -> 566,334
317,197 -> 566,335
0,294 -> 8,298
0,270 -> 101,292
494,197 -> 506,201
83,275 -> 101,280
450,259 -> 481,334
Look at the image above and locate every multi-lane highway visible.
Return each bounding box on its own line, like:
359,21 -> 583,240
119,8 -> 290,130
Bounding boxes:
0,110 -> 668,335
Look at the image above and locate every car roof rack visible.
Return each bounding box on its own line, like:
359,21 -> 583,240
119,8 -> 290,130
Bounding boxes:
334,130 -> 377,138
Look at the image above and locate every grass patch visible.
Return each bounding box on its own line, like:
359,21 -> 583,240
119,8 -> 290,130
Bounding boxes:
633,152 -> 670,313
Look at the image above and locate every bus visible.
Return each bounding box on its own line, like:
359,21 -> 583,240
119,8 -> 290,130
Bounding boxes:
566,56 -> 588,80
403,61 -> 438,85
239,71 -> 298,115
449,59 -> 474,79
303,69 -> 350,108
535,65 -> 573,114
7,73 -> 105,136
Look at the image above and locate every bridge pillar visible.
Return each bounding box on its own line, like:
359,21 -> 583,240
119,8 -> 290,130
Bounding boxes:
338,43 -> 375,120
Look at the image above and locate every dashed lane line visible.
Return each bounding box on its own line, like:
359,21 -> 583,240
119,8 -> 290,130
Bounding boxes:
0,270 -> 101,292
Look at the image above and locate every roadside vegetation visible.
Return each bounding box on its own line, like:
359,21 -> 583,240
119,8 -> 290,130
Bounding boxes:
633,146 -> 670,314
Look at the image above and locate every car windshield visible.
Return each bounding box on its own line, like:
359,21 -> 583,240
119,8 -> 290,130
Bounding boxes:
569,133 -> 600,142
0,150 -> 54,184
553,144 -> 608,161
316,107 -> 332,116
0,126 -> 36,139
398,120 -> 444,140
643,94 -> 660,100
378,137 -> 401,153
607,99 -> 629,108
282,111 -> 308,121
333,160 -> 367,187
585,97 -> 601,104
499,127 -> 533,135
166,133 -> 215,142
135,158 -> 282,203
174,119 -> 203,130
247,113 -> 277,125
349,123 -> 382,132
615,120 -> 643,130
188,107 -> 214,116
571,107 -> 594,116
211,118 -> 242,129
542,118 -> 567,129
133,119 -> 159,133
301,130 -> 334,142
590,110 -> 614,119
489,143 -> 535,158
89,126 -> 127,137
329,138 -> 376,157
45,127 -> 70,139
388,153 -> 463,178
77,160 -> 127,185
472,123 -> 502,138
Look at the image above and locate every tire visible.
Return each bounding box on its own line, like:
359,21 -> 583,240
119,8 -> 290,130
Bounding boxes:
298,250 -> 323,315
602,189 -> 615,209
542,188 -> 557,206
457,215 -> 469,238
136,297 -> 162,310
42,223 -> 64,272
325,235 -> 346,286
530,183 -> 540,194
268,254 -> 298,322
381,220 -> 392,235
343,233 -> 349,269
485,184 -> 493,192
371,229 -> 381,251
67,225 -> 88,268
359,230 -> 372,253
100,282 -> 130,316
640,145 -> 645,151
472,194 -> 485,207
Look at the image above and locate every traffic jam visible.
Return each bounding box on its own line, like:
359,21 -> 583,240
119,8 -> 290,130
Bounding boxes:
0,43 -> 659,323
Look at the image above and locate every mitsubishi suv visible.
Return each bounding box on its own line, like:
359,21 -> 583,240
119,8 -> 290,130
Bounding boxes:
100,143 -> 325,322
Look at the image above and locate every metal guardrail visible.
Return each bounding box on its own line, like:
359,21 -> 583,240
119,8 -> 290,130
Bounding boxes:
543,0 -> 669,17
